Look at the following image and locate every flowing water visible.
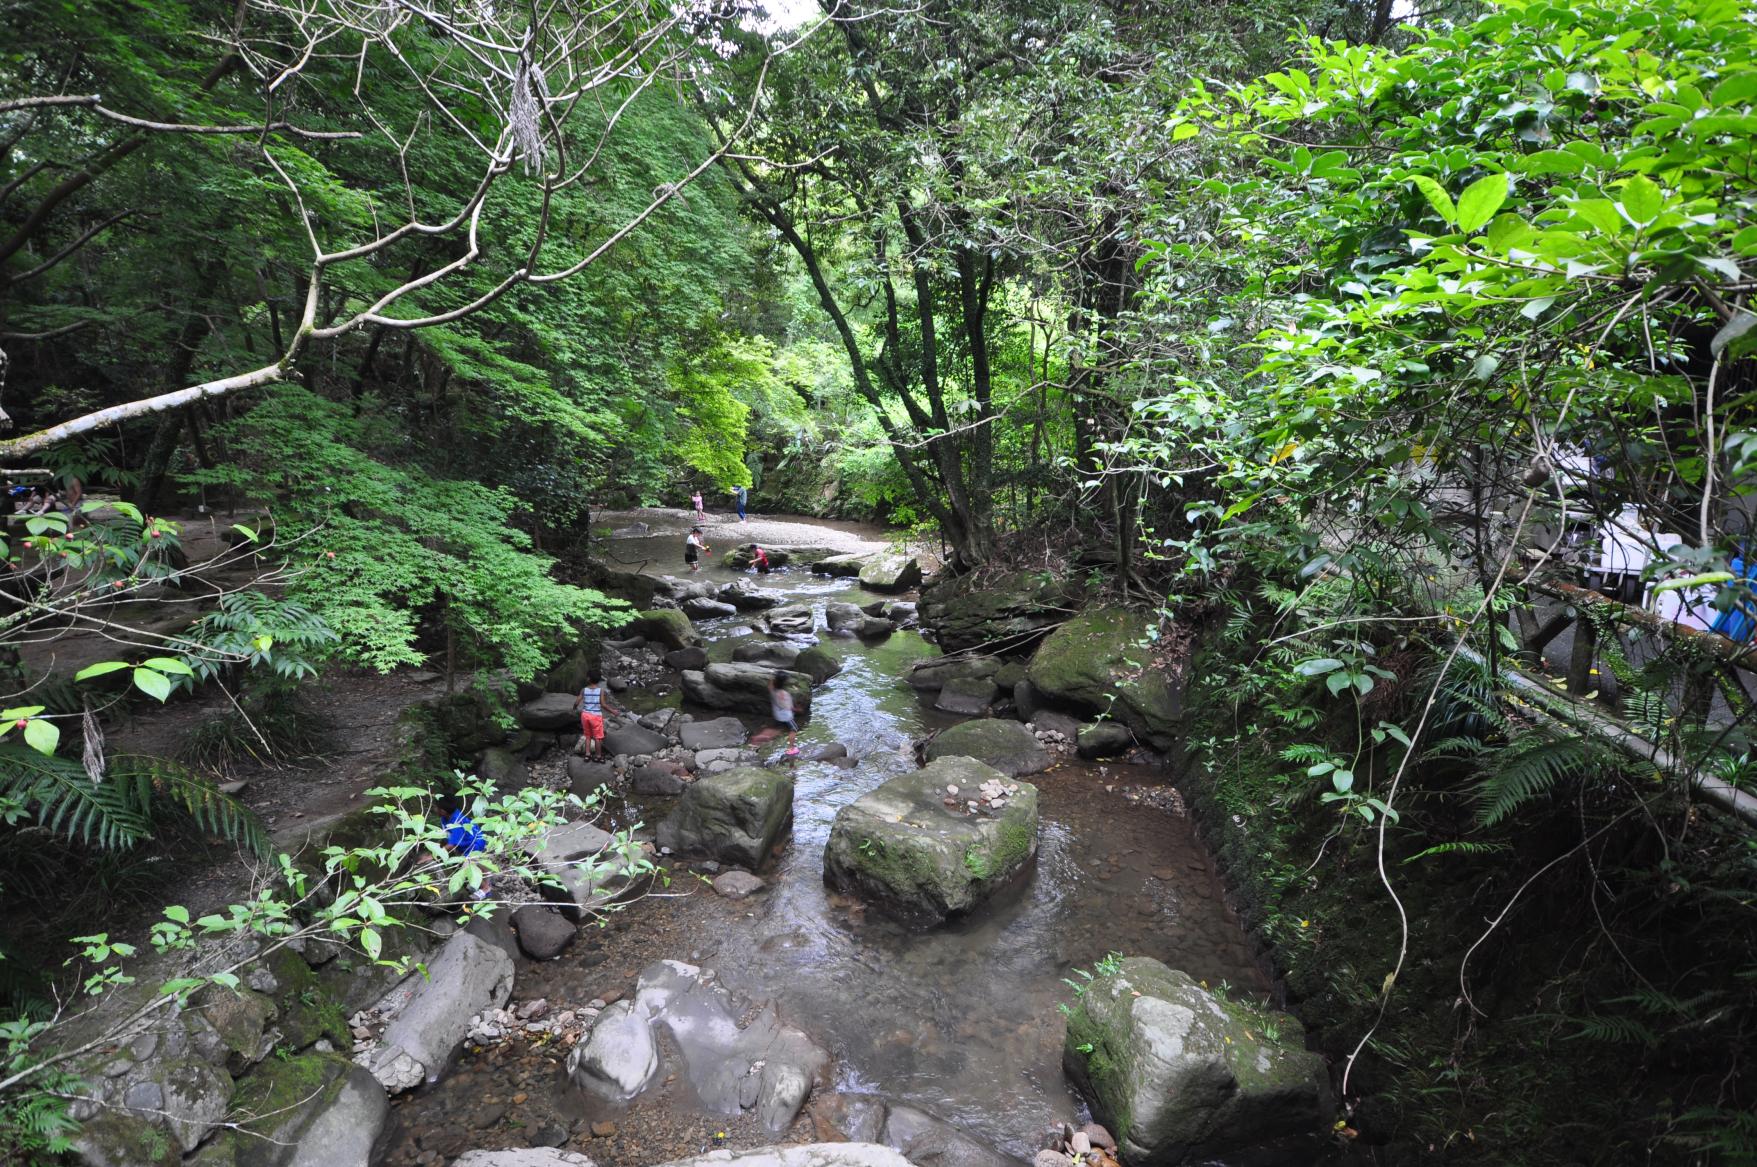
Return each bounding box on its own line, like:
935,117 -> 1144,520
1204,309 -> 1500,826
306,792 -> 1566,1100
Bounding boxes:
386,527 -> 1265,1166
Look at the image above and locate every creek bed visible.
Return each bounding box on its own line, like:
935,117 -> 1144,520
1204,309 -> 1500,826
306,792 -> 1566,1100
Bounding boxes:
381,524 -> 1264,1167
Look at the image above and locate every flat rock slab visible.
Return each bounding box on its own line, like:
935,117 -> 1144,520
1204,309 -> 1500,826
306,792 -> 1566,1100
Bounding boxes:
925,720 -> 1050,777
823,757 -> 1039,925
631,764 -> 689,796
656,766 -> 794,870
603,721 -> 669,757
523,820 -> 614,864
934,676 -> 998,715
764,605 -> 815,633
570,961 -> 828,1132
680,716 -> 749,750
628,609 -> 703,651
650,1147 -> 912,1167
682,663 -> 812,720
1062,957 -> 1329,1166
812,552 -> 870,578
905,656 -> 999,692
453,1151 -> 597,1167
362,931 -> 515,1092
810,1094 -> 1010,1167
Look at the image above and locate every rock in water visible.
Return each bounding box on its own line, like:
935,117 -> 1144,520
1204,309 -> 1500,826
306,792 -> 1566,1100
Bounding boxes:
666,647 -> 710,670
812,552 -> 871,578
734,641 -> 802,667
794,645 -> 842,685
764,604 -> 815,634
1076,720 -> 1134,759
825,602 -> 866,633
568,1000 -> 660,1100
857,552 -> 922,592
713,870 -> 767,899
1062,957 -> 1329,1166
1027,609 -> 1183,749
628,608 -> 703,651
683,597 -> 740,619
680,716 -> 749,750
925,720 -> 1050,777
363,931 -> 515,1092
603,720 -> 669,757
681,663 -> 813,719
904,656 -> 1000,692
656,766 -> 795,869
823,757 -> 1038,924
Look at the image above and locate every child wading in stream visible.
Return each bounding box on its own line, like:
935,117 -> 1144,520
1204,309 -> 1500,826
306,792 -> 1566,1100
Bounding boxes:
574,671 -> 622,760
770,671 -> 799,756
684,526 -> 710,572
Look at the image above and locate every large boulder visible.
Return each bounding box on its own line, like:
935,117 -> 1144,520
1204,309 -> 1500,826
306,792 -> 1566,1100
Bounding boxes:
477,746 -> 532,792
680,716 -> 749,750
666,647 -> 710,670
195,1052 -> 389,1167
363,930 -> 515,1092
858,552 -> 922,592
568,962 -> 828,1132
512,904 -> 577,960
656,766 -> 795,869
823,757 -> 1038,924
1027,608 -> 1184,750
904,656 -> 999,692
826,602 -> 866,633
630,764 -> 689,796
812,552 -> 871,578
1062,957 -> 1329,1166
603,720 -> 669,757
925,720 -> 1050,777
1077,720 -> 1135,759
810,1095 -> 1010,1167
518,693 -> 580,732
720,580 -> 785,611
934,676 -> 998,715
581,558 -> 663,608
764,605 -> 815,634
795,645 -> 842,685
629,609 -> 703,651
734,641 -> 801,667
683,596 -> 740,619
644,1147 -> 912,1167
681,663 -> 812,720
918,569 -> 1082,654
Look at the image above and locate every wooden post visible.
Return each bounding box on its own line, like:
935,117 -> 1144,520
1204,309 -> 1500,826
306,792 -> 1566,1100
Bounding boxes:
1567,608 -> 1597,696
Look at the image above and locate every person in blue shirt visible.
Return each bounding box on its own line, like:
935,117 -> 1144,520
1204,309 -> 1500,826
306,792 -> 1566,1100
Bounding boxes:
443,805 -> 486,853
733,484 -> 748,523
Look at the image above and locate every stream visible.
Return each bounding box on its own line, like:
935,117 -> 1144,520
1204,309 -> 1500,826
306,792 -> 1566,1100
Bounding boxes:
383,524 -> 1265,1167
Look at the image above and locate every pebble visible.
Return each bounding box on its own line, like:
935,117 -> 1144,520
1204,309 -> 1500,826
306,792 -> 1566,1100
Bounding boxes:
512,1092 -> 528,1105
592,1121 -> 619,1137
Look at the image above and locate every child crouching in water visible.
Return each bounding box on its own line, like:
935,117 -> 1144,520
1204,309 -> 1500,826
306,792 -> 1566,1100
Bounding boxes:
770,671 -> 799,756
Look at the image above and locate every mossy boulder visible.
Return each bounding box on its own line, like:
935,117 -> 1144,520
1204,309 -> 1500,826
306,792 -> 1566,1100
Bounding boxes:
925,719 -> 1050,777
823,757 -> 1038,925
918,569 -> 1081,654
794,645 -> 842,685
858,551 -> 923,592
655,765 -> 795,869
1062,957 -> 1328,1166
1027,608 -> 1184,749
629,608 -> 703,651
197,1051 -> 389,1167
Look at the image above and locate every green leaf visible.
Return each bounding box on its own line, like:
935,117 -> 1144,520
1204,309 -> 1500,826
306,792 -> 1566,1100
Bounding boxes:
361,927 -> 383,961
1712,310 -> 1757,358
1411,176 -> 1456,224
1712,72 -> 1757,107
163,905 -> 190,924
140,656 -> 195,677
232,524 -> 259,544
75,661 -> 131,681
1653,572 -> 1733,594
1457,173 -> 1509,233
1621,175 -> 1663,226
22,718 -> 59,756
210,972 -> 240,991
1331,769 -> 1355,794
133,668 -> 173,703
1520,150 -> 1585,176
1170,121 -> 1199,142
1569,199 -> 1626,236
1294,658 -> 1344,676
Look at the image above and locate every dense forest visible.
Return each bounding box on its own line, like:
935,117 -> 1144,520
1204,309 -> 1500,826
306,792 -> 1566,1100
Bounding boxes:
2,0 -> 1755,1165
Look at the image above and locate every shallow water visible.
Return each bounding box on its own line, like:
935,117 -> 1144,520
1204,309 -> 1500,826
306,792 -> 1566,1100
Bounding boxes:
386,530 -> 1265,1165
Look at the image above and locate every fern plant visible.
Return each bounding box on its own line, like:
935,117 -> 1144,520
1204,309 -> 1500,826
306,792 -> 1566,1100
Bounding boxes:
0,746 -> 265,855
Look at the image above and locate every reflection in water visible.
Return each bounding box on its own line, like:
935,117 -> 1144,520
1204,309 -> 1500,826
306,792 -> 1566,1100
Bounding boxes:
609,547 -> 1266,1157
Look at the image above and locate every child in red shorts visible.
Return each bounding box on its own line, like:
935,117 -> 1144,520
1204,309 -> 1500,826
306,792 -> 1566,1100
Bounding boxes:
574,671 -> 622,760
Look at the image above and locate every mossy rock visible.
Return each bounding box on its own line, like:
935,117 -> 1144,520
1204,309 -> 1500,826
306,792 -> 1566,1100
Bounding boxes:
925,719 -> 1050,776
918,569 -> 1082,654
1063,956 -> 1328,1166
655,766 -> 796,869
1027,608 -> 1183,749
260,945 -> 351,1050
794,645 -> 842,685
200,1051 -> 390,1167
629,608 -> 703,651
823,757 -> 1038,924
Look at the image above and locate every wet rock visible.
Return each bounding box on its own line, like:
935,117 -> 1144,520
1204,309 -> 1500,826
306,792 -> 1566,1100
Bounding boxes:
666,647 -> 710,671
363,931 -> 515,1092
826,602 -> 866,633
882,600 -> 919,627
197,1052 -> 389,1167
654,576 -> 720,602
724,544 -> 797,570
1063,957 -> 1329,1166
631,764 -> 689,796
680,716 -> 748,750
640,707 -> 681,735
803,742 -> 849,762
604,721 -> 669,757
452,1148 -> 598,1166
857,617 -> 896,639
567,1000 -> 660,1100
934,676 -> 999,715
1027,609 -> 1183,750
764,604 -> 815,634
628,609 -> 703,651
656,766 -> 794,870
904,656 -> 999,692
1076,721 -> 1135,759
713,871 -> 767,899
794,646 -> 842,685
824,757 -> 1039,925
681,664 -> 812,720
541,837 -> 648,922
683,597 -> 740,619
881,1101 -> 1012,1167
645,1147 -> 911,1167
1013,679 -> 1041,721
511,905 -> 576,960
1081,1124 -> 1117,1152
858,552 -> 922,592
925,720 -> 1050,777
523,820 -> 613,864
1029,710 -> 1082,740
720,580 -> 785,611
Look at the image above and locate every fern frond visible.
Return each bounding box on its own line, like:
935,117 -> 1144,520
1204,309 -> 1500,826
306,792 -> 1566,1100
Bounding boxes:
0,744 -> 150,849
1565,1014 -> 1659,1047
1400,840 -> 1510,863
1472,735 -> 1605,827
116,758 -> 269,857
1279,743 -> 1333,764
